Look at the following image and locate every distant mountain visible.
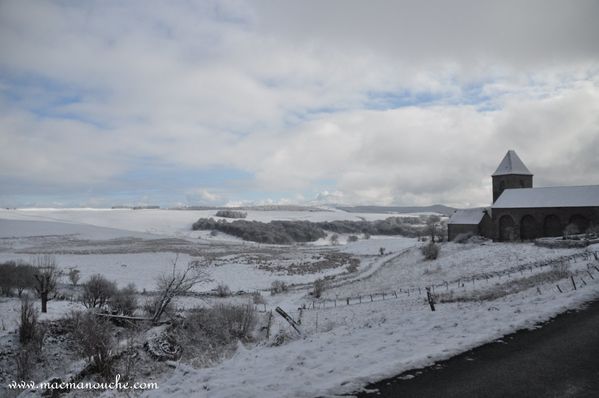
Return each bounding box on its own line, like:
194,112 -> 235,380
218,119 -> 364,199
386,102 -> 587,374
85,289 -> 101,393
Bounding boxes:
334,204 -> 456,216
170,204 -> 331,212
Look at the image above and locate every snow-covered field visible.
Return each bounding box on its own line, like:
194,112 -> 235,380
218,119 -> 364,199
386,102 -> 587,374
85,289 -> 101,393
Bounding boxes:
1,208 -> 598,398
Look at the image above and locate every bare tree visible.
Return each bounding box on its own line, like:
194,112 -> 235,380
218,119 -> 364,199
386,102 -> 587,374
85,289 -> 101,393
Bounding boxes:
151,255 -> 209,323
67,267 -> 81,287
32,255 -> 61,313
82,274 -> 117,309
425,215 -> 442,243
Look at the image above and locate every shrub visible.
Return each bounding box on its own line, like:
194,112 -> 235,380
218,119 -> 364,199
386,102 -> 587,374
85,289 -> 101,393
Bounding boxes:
81,274 -> 117,308
563,223 -> 580,238
453,232 -> 474,243
216,283 -> 231,297
19,295 -> 40,346
421,242 -> 440,260
110,283 -> 137,316
210,230 -> 219,237
252,292 -> 266,304
215,210 -> 247,219
184,304 -> 256,344
313,278 -> 326,298
329,234 -> 339,245
347,235 -> 359,242
67,268 -> 81,286
270,280 -> 288,295
82,274 -> 117,309
0,261 -> 36,297
72,312 -> 115,378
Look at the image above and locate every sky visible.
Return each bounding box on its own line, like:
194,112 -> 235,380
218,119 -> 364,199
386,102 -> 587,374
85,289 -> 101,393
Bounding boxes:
1,0 -> 598,208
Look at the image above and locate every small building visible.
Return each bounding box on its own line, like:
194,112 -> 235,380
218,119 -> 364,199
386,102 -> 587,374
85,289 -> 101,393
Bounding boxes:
448,207 -> 494,241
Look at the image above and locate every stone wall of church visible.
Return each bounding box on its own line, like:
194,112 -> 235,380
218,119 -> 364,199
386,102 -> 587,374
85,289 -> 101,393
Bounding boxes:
492,174 -> 533,203
492,207 -> 599,241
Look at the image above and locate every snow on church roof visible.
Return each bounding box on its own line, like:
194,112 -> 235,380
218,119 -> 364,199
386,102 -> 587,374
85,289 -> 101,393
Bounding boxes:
493,185 -> 599,208
448,208 -> 489,225
492,150 -> 533,176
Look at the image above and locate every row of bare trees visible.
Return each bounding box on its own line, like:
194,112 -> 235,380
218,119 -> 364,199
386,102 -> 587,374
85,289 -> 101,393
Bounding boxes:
3,255 -> 210,321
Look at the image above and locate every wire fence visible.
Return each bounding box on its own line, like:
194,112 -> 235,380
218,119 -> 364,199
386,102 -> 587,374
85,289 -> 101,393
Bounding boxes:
290,250 -> 599,312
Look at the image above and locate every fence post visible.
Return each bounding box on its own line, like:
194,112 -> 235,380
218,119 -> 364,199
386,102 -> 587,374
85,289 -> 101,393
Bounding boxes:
393,291 -> 397,298
266,311 -> 273,339
370,295 -> 373,302
426,287 -> 435,312
587,271 -> 595,280
581,278 -> 587,286
346,297 -> 349,305
570,275 -> 577,290
556,284 -> 563,293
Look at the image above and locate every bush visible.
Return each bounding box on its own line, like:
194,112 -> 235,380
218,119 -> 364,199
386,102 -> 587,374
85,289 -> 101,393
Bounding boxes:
347,235 -> 359,242
72,312 -> 115,378
82,274 -> 117,309
270,280 -> 288,295
252,292 -> 266,304
215,210 -> 247,219
67,268 -> 81,286
329,234 -> 339,245
313,278 -> 326,298
0,261 -> 36,297
421,242 -> 440,260
19,295 -> 41,347
184,304 -> 256,344
216,283 -> 231,297
563,223 -> 580,238
453,232 -> 474,243
110,283 -> 137,316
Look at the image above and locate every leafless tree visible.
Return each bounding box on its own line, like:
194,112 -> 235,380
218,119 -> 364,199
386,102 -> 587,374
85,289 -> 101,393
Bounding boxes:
67,267 -> 81,286
32,255 -> 61,313
82,274 -> 117,309
151,255 -> 209,323
425,215 -> 442,243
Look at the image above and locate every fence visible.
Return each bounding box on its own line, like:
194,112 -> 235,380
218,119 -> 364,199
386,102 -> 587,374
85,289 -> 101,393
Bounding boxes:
292,250 -> 599,312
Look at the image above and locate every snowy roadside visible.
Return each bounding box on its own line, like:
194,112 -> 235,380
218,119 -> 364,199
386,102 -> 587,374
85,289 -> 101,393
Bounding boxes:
143,269 -> 599,398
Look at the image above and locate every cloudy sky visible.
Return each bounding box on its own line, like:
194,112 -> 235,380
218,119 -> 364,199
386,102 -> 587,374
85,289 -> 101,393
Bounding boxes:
1,0 -> 598,208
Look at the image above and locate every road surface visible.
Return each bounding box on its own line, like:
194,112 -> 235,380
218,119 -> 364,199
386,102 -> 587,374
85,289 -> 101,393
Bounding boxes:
355,299 -> 599,398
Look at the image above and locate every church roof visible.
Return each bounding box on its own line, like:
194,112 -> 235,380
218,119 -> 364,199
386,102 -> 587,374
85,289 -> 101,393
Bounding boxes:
448,208 -> 490,225
492,150 -> 533,176
492,185 -> 599,208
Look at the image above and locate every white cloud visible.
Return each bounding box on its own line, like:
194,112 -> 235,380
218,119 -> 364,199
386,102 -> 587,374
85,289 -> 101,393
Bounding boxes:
0,1 -> 598,207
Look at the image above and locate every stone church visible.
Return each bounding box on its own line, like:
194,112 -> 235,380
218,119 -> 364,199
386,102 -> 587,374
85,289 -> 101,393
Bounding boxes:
448,150 -> 599,241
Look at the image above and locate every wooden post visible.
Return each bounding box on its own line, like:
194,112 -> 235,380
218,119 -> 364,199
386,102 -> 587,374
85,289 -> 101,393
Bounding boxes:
346,298 -> 350,305
570,275 -> 577,290
359,296 -> 362,303
581,278 -> 587,286
556,284 -> 563,293
587,271 -> 595,280
370,294 -> 373,302
266,311 -> 273,339
393,291 -> 397,298
426,287 -> 435,312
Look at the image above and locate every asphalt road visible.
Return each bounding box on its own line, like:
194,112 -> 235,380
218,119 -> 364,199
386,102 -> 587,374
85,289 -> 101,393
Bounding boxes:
356,299 -> 599,398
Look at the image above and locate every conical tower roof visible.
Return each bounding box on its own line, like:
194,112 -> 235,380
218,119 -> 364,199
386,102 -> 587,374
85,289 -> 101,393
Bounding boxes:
492,150 -> 533,176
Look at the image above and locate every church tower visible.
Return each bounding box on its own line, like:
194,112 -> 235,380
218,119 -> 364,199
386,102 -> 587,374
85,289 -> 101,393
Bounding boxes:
492,150 -> 533,203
